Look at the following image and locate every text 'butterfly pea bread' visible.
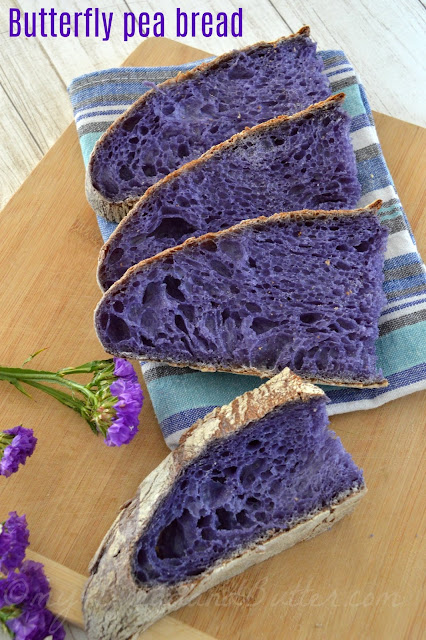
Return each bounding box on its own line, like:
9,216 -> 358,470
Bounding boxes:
95,203 -> 388,388
86,26 -> 332,222
98,94 -> 361,290
82,369 -> 366,639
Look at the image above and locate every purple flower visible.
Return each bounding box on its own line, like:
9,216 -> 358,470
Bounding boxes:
111,379 -> 143,421
5,607 -> 65,640
105,417 -> 138,447
20,560 -> 51,610
0,512 -> 29,573
39,608 -> 66,640
104,362 -> 143,447
0,513 -> 64,640
6,607 -> 46,640
0,561 -> 50,611
0,356 -> 144,448
0,570 -> 30,608
113,357 -> 138,381
0,426 -> 37,478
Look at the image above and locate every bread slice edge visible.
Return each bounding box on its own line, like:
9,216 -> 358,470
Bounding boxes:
82,369 -> 366,639
86,26 -> 313,222
95,91 -> 345,256
95,201 -> 388,388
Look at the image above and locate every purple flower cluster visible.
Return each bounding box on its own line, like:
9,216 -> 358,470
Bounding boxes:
0,560 -> 49,611
0,512 -> 65,640
0,512 -> 29,574
104,358 -> 144,447
0,427 -> 37,478
6,607 -> 64,640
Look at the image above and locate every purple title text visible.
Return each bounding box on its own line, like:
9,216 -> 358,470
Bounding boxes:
8,8 -> 243,41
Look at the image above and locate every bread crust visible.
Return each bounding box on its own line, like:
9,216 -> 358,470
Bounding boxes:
96,91 -> 346,276
82,369 -> 366,639
95,201 -> 388,388
86,26 -> 313,222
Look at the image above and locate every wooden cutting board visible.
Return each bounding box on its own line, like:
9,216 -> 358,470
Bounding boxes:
0,38 -> 425,640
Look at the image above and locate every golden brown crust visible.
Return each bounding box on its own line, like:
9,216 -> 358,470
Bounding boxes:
95,200 -> 387,389
87,26 -> 312,221
106,200 -> 382,281
82,369 -> 366,639
97,92 -> 346,272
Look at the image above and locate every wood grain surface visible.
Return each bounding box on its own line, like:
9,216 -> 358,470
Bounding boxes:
0,38 -> 425,640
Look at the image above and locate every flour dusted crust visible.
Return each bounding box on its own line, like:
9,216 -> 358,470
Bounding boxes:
82,369 -> 366,639
86,26 -> 313,222
95,200 -> 388,388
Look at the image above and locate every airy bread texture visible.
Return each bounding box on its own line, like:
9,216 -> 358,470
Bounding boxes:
95,202 -> 388,388
86,26 -> 332,222
97,94 -> 361,290
82,369 -> 366,640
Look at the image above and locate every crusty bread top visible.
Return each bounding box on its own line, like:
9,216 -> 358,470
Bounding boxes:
87,26 -> 312,201
101,199 -> 383,296
97,92 -> 347,271
177,367 -> 324,454
82,366 -> 365,640
95,201 -> 387,389
88,367 -> 324,573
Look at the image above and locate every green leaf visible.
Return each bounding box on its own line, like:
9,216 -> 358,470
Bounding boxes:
10,379 -> 32,399
22,347 -> 48,366
22,379 -> 83,411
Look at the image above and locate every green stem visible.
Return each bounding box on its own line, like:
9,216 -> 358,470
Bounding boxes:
58,359 -> 113,376
0,366 -> 61,380
88,370 -> 115,390
21,380 -> 85,412
54,378 -> 94,400
23,380 -> 100,435
0,369 -> 94,400
0,360 -> 118,438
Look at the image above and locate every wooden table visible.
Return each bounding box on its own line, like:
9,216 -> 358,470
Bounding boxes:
1,23 -> 425,640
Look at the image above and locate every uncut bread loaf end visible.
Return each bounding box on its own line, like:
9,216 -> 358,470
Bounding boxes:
98,94 -> 361,291
95,203 -> 388,388
86,26 -> 332,222
82,369 -> 366,639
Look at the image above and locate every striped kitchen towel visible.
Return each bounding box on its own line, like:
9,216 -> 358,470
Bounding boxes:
69,48 -> 426,449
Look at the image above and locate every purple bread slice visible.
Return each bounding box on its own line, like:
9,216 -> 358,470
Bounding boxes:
98,94 -> 361,291
95,202 -> 388,388
82,369 -> 366,639
87,26 -> 332,222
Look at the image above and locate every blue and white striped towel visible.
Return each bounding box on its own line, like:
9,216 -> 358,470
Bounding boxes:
69,48 -> 426,449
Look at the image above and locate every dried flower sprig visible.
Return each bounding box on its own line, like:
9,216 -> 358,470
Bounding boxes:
0,357 -> 143,447
0,428 -> 37,479
0,512 -> 65,639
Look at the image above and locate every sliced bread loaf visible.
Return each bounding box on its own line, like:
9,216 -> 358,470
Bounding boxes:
98,94 -> 361,290
95,203 -> 388,388
82,369 -> 366,639
87,27 -> 332,222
